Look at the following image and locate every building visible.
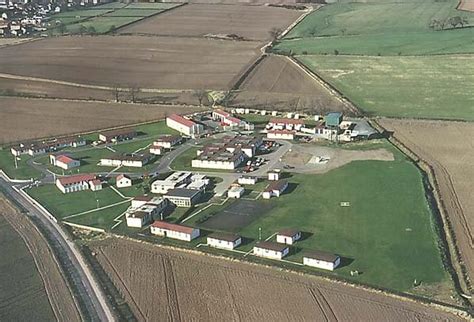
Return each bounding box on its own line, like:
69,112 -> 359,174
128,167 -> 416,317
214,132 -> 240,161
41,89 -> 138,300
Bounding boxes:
238,176 -> 257,185
166,114 -> 203,137
228,186 -> 245,199
276,229 -> 301,245
89,179 -> 103,191
253,241 -> 289,260
116,174 -> 132,188
267,118 -> 304,131
221,135 -> 262,158
126,197 -> 168,228
165,188 -> 202,207
100,153 -> 153,168
192,147 -> 245,170
11,136 -> 86,157
55,174 -> 96,194
49,154 -> 80,170
267,129 -> 295,140
153,135 -> 182,149
150,221 -> 200,241
212,109 -> 253,130
325,112 -> 343,128
207,232 -> 242,250
268,170 -> 281,181
303,251 -> 341,271
262,180 -> 288,199
149,145 -> 162,155
151,171 -> 208,194
99,128 -> 137,143
131,195 -> 154,208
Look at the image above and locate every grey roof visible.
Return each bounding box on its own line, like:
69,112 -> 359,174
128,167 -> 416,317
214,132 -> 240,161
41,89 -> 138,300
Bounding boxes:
255,241 -> 289,252
277,229 -> 300,238
303,250 -> 339,263
166,188 -> 201,199
351,119 -> 377,137
208,232 -> 241,242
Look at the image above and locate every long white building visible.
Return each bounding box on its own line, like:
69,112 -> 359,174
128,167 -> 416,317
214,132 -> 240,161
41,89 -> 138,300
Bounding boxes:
150,221 -> 200,241
55,174 -> 97,194
303,251 -> 341,271
207,233 -> 242,250
166,114 -> 203,137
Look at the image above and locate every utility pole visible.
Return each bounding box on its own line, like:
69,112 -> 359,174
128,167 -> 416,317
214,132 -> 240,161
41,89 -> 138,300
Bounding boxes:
258,227 -> 262,241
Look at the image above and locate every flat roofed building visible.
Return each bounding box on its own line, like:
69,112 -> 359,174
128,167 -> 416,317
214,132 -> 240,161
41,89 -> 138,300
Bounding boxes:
267,129 -> 295,140
165,188 -> 202,207
154,135 -> 182,149
192,147 -> 245,170
99,128 -> 137,143
149,145 -> 162,155
166,114 -> 203,137
151,171 -> 193,194
238,176 -> 257,185
268,169 -> 280,181
228,186 -> 244,199
131,195 -> 153,208
268,118 -> 304,131
207,232 -> 242,250
253,241 -> 289,260
150,221 -> 200,241
11,136 -> 86,157
126,197 -> 168,228
276,229 -> 301,245
303,250 -> 341,271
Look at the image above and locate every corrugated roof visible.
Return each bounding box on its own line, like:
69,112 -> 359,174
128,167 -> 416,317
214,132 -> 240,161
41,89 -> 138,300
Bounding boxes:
58,174 -> 95,186
168,114 -> 196,128
151,221 -> 196,234
255,241 -> 288,252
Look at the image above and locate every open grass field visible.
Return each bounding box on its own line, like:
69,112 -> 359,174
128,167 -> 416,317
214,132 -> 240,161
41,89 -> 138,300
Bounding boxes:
379,118 -> 474,293
63,16 -> 143,34
0,36 -> 260,90
297,55 -> 474,121
0,198 -> 80,321
274,0 -> 474,56
231,55 -> 348,113
87,237 -> 463,321
118,3 -> 302,41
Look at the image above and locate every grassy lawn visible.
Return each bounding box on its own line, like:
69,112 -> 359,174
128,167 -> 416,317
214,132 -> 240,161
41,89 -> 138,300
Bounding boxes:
64,16 -> 143,34
27,184 -> 125,219
298,55 -> 474,121
169,147 -> 198,171
0,149 -> 42,180
275,0 -> 474,56
51,9 -> 113,18
66,202 -> 130,230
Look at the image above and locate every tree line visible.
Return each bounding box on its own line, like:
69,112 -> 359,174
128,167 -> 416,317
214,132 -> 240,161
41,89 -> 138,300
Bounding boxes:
430,16 -> 469,30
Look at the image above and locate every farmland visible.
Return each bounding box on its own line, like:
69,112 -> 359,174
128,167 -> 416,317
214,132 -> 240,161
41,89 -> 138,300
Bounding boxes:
87,237 -> 463,321
274,0 -> 474,56
379,118 -> 474,293
118,3 -> 303,41
0,198 -> 80,321
0,36 -> 260,90
458,0 -> 474,12
231,55 -> 349,113
297,55 -> 474,121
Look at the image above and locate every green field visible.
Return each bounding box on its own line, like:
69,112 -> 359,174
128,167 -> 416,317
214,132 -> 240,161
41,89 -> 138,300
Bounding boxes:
103,8 -> 163,17
274,0 -> 474,56
0,149 -> 41,180
51,9 -> 113,18
298,55 -> 474,120
64,16 -> 143,34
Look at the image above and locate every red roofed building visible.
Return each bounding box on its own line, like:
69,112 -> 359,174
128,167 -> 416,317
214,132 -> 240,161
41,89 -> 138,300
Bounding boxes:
50,154 -> 80,170
166,114 -> 203,138
150,220 -> 200,241
56,174 -> 97,194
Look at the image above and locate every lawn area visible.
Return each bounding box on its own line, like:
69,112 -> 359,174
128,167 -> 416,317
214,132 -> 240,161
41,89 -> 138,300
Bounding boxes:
0,149 -> 42,180
51,9 -> 113,18
65,202 -> 130,230
297,55 -> 474,121
27,184 -> 125,219
169,147 -> 199,171
275,0 -> 474,56
64,16 -> 143,34
103,8 -> 163,17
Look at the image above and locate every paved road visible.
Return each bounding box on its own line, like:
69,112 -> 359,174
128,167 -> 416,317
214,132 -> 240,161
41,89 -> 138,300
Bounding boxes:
0,174 -> 115,322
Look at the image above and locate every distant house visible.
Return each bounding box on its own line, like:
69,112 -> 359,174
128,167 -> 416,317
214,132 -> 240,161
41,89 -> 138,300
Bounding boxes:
131,195 -> 153,208
55,174 -> 96,194
99,128 -> 137,143
303,251 -> 341,271
149,145 -> 162,155
50,154 -> 80,170
262,180 -> 288,199
89,179 -> 103,191
268,118 -> 304,131
228,186 -> 244,199
150,221 -> 200,241
151,171 -> 208,194
276,229 -> 301,245
116,174 -> 132,188
207,232 -> 242,250
267,170 -> 280,181
238,176 -> 257,185
253,241 -> 289,260
154,135 -> 182,149
166,114 -> 203,137
11,136 -> 86,157
165,188 -> 202,207
267,129 -> 295,140
126,197 -> 168,228
325,112 -> 343,128
212,109 -> 253,130
100,153 -> 152,168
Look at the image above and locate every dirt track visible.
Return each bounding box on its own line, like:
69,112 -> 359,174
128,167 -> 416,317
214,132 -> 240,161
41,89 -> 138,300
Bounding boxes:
379,119 -> 474,294
0,198 -> 80,321
119,4 -> 302,41
0,97 -> 205,143
231,55 -> 348,113
89,237 -> 465,321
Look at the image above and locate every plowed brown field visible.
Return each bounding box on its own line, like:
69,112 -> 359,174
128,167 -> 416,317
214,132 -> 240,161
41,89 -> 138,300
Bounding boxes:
89,238 -> 464,321
379,119 -> 474,292
119,4 -> 302,41
0,97 -> 205,143
0,36 -> 260,90
231,55 -> 348,113
0,198 -> 80,321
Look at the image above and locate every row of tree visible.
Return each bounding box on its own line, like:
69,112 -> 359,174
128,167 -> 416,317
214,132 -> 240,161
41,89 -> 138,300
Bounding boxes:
430,16 -> 469,30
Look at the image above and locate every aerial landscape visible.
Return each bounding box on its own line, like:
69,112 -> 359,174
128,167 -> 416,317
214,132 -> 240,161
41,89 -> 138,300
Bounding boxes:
0,0 -> 472,321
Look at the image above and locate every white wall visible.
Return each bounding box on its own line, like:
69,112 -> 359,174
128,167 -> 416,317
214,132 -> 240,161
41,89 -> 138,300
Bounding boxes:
207,237 -> 241,250
253,247 -> 288,260
151,227 -> 200,241
126,216 -> 145,228
303,257 -> 340,271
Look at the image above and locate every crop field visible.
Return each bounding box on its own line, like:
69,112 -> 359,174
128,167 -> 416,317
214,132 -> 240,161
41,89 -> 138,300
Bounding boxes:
231,55 -> 348,113
0,198 -> 80,321
0,36 -> 260,90
118,3 -> 302,41
379,118 -> 474,291
0,97 -> 204,143
297,55 -> 474,121
87,237 -> 462,321
274,0 -> 474,55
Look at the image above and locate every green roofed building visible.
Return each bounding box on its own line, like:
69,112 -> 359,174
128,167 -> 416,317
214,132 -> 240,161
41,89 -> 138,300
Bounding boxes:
325,112 -> 343,127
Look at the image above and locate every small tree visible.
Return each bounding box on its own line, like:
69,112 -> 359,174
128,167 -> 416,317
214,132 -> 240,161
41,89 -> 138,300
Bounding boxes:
87,26 -> 97,35
193,89 -> 207,106
108,25 -> 116,33
58,23 -> 67,34
334,49 -> 339,55
78,25 -> 87,35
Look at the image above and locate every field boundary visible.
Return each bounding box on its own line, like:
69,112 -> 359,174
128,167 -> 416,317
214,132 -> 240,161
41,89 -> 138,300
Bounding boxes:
372,119 -> 472,303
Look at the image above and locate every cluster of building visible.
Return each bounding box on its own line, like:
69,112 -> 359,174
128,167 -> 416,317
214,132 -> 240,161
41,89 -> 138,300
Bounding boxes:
98,128 -> 137,143
0,1 -> 53,37
11,136 -> 86,157
211,109 -> 253,131
192,135 -> 262,170
166,114 -> 204,138
55,173 -> 102,194
100,153 -> 153,168
149,135 -> 182,155
125,196 -> 168,228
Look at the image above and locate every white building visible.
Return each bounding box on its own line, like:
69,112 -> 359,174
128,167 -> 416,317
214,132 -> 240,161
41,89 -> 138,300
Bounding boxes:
116,174 -> 132,188
55,174 -> 96,194
228,186 -> 245,199
131,195 -> 154,208
165,188 -> 202,207
212,109 -> 253,130
50,154 -> 80,170
262,180 -> 288,199
150,221 -> 200,241
303,251 -> 341,271
192,148 -> 245,170
276,229 -> 301,245
207,233 -> 242,250
166,114 -> 203,137
267,130 -> 295,140
100,153 -> 152,168
238,176 -> 257,185
267,118 -> 304,131
253,241 -> 289,260
149,145 -> 162,155
153,135 -> 182,149
268,170 -> 281,181
151,171 -> 193,194
89,179 -> 102,191
126,197 -> 168,228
